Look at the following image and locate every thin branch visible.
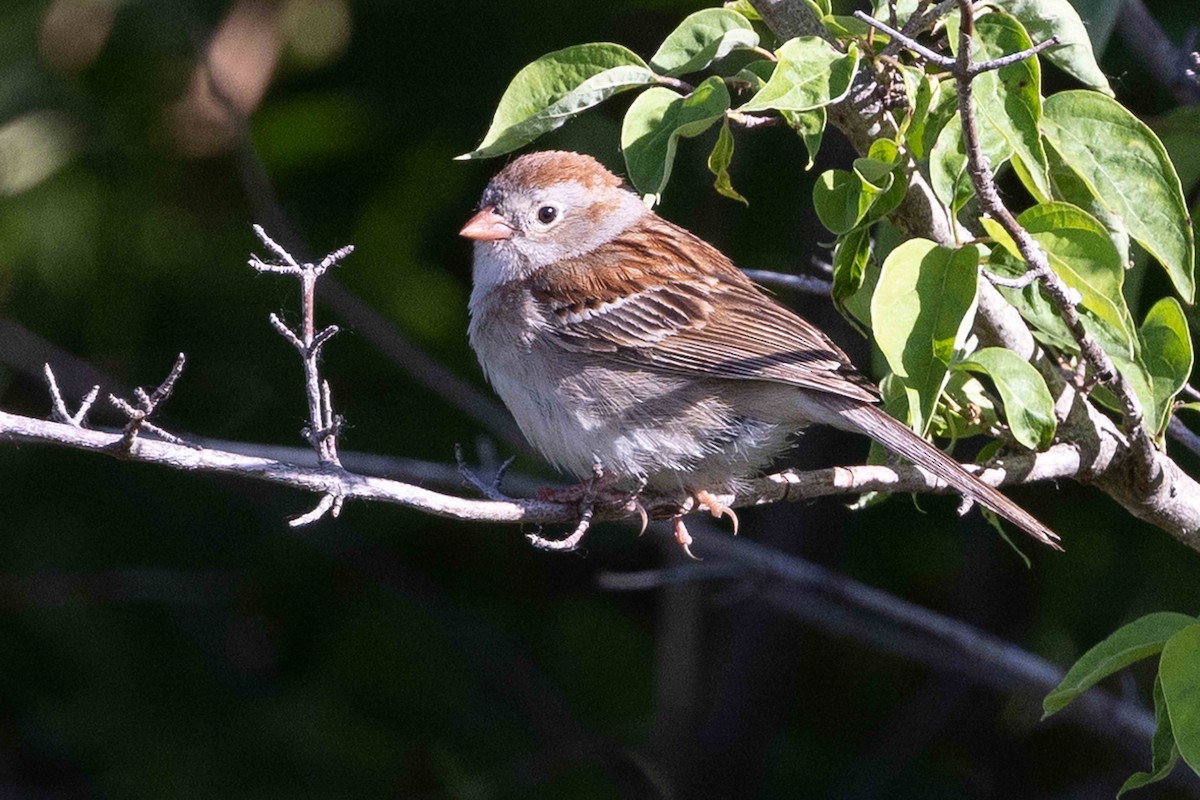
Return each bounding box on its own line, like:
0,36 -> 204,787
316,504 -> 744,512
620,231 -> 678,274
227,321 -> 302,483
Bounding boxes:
8,403 -> 1199,546
852,10 -> 955,68
968,36 -> 1060,76
196,38 -> 529,455
107,353 -> 189,452
726,111 -> 786,129
655,75 -> 696,94
854,8 -> 1060,76
249,226 -> 351,468
742,269 -> 833,295
1168,416 -> 1200,460
980,267 -> 1040,290
456,442 -> 517,501
44,364 -> 98,427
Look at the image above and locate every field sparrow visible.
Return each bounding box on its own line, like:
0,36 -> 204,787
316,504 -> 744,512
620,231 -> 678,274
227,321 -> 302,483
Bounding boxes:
461,150 -> 1058,554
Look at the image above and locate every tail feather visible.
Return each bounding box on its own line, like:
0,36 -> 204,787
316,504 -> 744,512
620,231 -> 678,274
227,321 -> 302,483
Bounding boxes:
812,397 -> 1061,550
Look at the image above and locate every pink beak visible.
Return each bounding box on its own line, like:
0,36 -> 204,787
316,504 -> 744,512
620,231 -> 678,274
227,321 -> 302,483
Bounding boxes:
459,206 -> 513,241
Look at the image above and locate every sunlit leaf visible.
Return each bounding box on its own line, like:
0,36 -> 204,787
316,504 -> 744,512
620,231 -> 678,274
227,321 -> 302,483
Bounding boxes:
1003,0 -> 1113,95
1160,623 -> 1200,773
966,11 -> 1050,200
930,110 -> 1012,215
782,107 -> 825,168
739,37 -> 859,112
832,225 -> 871,322
650,8 -> 759,76
982,202 -> 1133,351
872,239 -> 979,435
1043,91 -> 1195,301
956,347 -> 1056,449
1138,297 -> 1193,437
459,43 -> 656,159
621,77 -> 730,197
708,117 -> 747,204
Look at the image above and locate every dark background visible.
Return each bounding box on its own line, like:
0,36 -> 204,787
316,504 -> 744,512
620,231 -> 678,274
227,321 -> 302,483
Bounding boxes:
2,0 -> 1199,797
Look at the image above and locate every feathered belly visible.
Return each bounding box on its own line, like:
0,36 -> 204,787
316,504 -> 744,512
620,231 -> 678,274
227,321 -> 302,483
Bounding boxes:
469,287 -> 794,490
481,341 -> 792,487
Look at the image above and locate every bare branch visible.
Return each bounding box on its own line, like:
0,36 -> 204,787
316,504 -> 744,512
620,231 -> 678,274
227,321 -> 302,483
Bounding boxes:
726,111 -> 786,129
289,492 -> 342,527
852,10 -> 955,68
456,443 -> 517,501
6,402 -> 1199,546
44,364 -> 98,427
968,36 -> 1060,76
106,353 -> 188,452
742,269 -> 833,295
251,228 -> 349,467
980,267 -> 1040,290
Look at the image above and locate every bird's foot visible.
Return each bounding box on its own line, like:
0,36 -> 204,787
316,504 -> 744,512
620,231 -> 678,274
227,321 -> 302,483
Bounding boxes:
538,472 -> 650,534
693,489 -> 739,535
670,514 -> 698,560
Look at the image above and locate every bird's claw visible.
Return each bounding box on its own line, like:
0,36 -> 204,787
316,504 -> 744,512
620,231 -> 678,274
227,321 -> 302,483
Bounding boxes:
671,515 -> 699,560
694,489 -> 739,536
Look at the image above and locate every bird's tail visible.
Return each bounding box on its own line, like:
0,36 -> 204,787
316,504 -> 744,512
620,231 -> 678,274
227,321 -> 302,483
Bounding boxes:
808,396 -> 1061,550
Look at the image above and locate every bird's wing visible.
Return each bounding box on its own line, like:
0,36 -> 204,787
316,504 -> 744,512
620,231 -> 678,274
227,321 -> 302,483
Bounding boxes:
529,218 -> 880,402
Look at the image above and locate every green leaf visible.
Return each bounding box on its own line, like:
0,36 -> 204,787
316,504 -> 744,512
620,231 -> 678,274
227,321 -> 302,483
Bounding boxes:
1118,675 -> 1181,797
708,118 -> 748,205
1043,91 -> 1195,302
1044,140 -> 1132,266
956,347 -> 1056,450
813,161 -> 893,235
966,11 -> 1051,200
930,111 -> 1013,215
1160,623 -> 1200,773
1139,297 -> 1193,437
740,37 -> 860,112
459,43 -> 657,160
938,370 -> 1000,440
723,0 -> 762,22
650,8 -> 759,77
802,0 -> 831,18
897,63 -> 937,150
865,139 -> 906,221
621,77 -> 730,197
982,202 -> 1134,352
782,107 -> 825,168
916,78 -> 958,163
813,170 -> 876,235
1043,612 -> 1198,718
871,240 -> 980,435
1002,0 -> 1113,96
832,225 -> 871,320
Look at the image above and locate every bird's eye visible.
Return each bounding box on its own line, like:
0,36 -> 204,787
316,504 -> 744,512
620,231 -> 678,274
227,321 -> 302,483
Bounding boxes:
536,205 -> 559,225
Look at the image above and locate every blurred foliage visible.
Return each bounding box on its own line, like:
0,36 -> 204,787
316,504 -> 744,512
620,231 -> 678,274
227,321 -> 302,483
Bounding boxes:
1,0 -> 1199,797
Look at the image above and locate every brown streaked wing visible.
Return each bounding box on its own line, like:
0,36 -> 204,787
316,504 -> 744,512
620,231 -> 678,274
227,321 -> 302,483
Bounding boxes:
530,217 -> 880,402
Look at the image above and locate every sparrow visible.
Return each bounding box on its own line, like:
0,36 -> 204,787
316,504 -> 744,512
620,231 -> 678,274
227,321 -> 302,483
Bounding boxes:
460,150 -> 1059,554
